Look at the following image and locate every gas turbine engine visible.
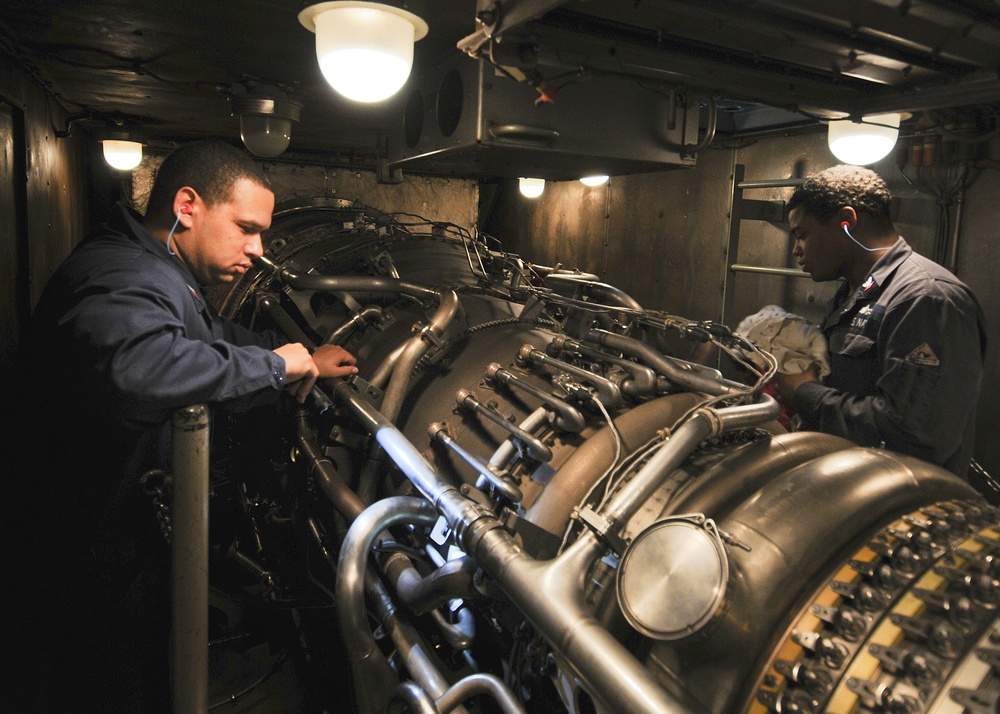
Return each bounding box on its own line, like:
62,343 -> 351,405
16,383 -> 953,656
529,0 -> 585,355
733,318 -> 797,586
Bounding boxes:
206,199 -> 1000,714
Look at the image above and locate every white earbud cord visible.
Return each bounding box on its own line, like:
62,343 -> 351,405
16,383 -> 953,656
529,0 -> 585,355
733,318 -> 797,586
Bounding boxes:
843,223 -> 883,252
167,210 -> 183,256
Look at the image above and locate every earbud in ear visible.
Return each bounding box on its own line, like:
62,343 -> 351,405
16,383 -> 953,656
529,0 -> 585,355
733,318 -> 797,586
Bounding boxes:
841,220 -> 883,252
179,204 -> 193,216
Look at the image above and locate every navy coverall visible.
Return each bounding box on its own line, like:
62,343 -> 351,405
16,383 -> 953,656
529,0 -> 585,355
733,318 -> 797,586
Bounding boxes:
17,202 -> 291,711
794,237 -> 986,477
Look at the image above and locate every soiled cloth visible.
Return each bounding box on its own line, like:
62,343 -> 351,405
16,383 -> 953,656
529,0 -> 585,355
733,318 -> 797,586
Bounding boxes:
736,304 -> 830,379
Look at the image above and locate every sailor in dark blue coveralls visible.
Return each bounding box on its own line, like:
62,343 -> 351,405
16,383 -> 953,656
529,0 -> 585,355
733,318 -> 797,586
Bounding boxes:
774,165 -> 986,479
13,141 -> 358,711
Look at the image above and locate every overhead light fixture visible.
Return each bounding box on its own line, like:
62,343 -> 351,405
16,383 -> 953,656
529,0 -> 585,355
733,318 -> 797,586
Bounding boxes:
230,86 -> 302,158
99,130 -> 145,171
299,1 -> 428,103
519,177 -> 545,198
579,175 -> 609,187
827,113 -> 902,166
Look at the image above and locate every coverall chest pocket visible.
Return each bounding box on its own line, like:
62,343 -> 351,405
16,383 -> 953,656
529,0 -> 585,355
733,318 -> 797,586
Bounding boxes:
828,331 -> 876,358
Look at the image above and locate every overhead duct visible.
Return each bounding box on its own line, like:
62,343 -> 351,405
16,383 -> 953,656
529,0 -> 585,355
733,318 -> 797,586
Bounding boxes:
391,56 -> 701,180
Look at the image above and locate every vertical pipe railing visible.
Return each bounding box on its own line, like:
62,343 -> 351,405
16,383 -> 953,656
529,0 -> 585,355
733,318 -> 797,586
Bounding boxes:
171,404 -> 210,714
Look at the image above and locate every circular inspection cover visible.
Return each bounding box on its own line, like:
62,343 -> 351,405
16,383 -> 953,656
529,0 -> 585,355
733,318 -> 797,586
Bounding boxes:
616,517 -> 729,640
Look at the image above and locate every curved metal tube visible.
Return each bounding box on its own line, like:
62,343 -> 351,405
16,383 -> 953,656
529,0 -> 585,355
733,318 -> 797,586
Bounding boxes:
337,497 -> 439,714
332,380 -> 698,714
436,673 -> 527,714
382,287 -> 460,421
488,407 -> 552,475
603,394 -> 780,527
325,305 -> 384,346
544,273 -> 644,311
269,268 -> 460,422
517,344 -> 623,407
430,606 -> 476,652
367,572 -> 465,713
429,421 -> 524,503
257,293 -> 314,345
456,389 -> 553,463
663,431 -> 854,521
386,554 -> 479,616
295,410 -> 365,521
525,393 -> 706,535
370,341 -> 407,390
585,328 -> 744,396
274,269 -> 439,303
332,379 -> 500,539
392,681 -> 438,714
486,362 -> 587,432
472,529 -> 703,714
548,336 -> 657,397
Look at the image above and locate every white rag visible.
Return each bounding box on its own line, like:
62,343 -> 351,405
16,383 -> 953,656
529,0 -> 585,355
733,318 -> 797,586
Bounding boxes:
735,305 -> 831,379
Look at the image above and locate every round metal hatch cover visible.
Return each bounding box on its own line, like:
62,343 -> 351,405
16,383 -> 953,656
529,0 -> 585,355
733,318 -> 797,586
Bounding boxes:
616,516 -> 729,640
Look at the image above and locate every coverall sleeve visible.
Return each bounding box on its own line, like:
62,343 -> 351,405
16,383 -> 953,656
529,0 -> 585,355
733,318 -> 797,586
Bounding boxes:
794,292 -> 984,466
67,275 -> 288,426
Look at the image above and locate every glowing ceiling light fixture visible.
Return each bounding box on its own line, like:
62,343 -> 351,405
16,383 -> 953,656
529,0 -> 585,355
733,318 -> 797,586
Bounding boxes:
579,174 -> 609,187
827,113 -> 902,166
230,87 -> 302,158
100,131 -> 145,171
299,1 -> 428,103
519,177 -> 545,198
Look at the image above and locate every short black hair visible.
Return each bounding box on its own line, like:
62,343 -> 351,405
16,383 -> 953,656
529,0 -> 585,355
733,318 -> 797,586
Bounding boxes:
145,140 -> 271,218
788,165 -> 893,226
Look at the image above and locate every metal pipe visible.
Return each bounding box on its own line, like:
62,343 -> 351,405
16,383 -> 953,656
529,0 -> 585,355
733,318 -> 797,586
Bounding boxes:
386,553 -> 479,615
550,336 -> 657,397
429,421 -> 524,503
430,606 -> 476,652
524,393 -> 706,535
517,344 -> 623,407
602,395 -> 780,527
349,282 -> 459,503
472,529 -> 702,714
486,363 -> 587,432
257,293 -> 314,345
274,269 -> 439,303
382,288 -> 460,421
332,379 -> 499,539
729,264 -> 813,278
367,573 -> 463,711
325,305 -> 384,345
543,273 -> 644,311
456,389 -> 553,463
331,380 -> 699,714
585,328 -> 745,396
391,681 -> 438,714
171,404 -> 210,714
436,673 -> 527,714
370,341 -> 407,389
295,410 -> 366,521
336,497 -> 440,714
737,177 -> 806,189
947,181 -> 966,275
488,407 -> 552,475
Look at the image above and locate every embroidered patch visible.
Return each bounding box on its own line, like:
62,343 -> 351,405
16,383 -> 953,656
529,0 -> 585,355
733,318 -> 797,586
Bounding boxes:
861,275 -> 877,293
905,343 -> 940,367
